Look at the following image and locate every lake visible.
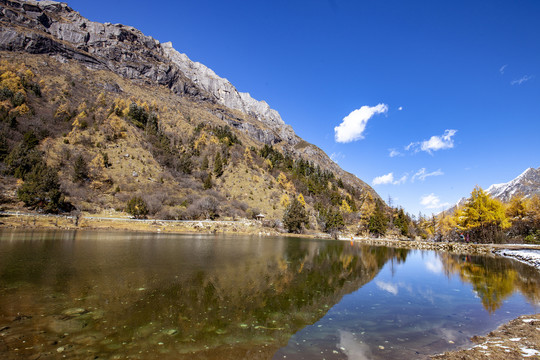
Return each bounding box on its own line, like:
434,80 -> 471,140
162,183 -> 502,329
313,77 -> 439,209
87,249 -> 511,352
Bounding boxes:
0,229 -> 538,359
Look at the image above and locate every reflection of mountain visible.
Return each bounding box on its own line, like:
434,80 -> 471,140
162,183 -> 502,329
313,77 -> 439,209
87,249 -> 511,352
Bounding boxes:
440,253 -> 540,313
0,231 -> 408,359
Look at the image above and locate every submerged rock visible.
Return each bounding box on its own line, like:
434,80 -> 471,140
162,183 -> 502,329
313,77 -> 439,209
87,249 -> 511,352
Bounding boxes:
62,308 -> 88,316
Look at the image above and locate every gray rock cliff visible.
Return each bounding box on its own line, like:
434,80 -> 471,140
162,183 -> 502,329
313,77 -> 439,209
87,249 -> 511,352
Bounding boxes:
0,0 -> 296,145
162,42 -> 297,145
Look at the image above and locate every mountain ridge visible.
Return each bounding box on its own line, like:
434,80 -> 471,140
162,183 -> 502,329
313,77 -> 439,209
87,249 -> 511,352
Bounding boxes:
485,167 -> 540,202
0,0 -> 373,193
0,0 -> 382,230
448,167 -> 540,213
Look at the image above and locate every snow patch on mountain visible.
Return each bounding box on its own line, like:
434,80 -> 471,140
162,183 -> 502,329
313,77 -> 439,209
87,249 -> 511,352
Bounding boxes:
485,167 -> 540,202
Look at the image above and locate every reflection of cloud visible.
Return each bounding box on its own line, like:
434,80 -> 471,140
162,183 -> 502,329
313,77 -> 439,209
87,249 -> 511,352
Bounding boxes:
339,330 -> 372,360
437,327 -> 462,343
376,281 -> 398,295
425,257 -> 443,274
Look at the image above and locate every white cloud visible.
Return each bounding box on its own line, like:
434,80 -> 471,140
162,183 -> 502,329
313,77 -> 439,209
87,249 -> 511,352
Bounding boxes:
334,103 -> 388,143
395,174 -> 408,185
398,106 -> 403,111
511,75 -> 533,85
372,172 -> 407,185
372,172 -> 394,185
412,168 -> 444,182
421,129 -> 457,152
388,148 -> 402,157
376,281 -> 398,295
420,193 -> 450,209
407,130 -> 457,154
499,64 -> 507,74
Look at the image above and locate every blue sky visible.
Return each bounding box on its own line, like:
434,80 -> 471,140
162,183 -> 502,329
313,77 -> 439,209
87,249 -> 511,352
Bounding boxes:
63,0 -> 540,216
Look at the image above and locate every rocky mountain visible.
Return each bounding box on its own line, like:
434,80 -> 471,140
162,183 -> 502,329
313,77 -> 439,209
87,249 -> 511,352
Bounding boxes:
0,0 -> 381,228
485,167 -> 540,203
447,167 -> 540,214
0,0 -> 372,187
162,43 -> 297,145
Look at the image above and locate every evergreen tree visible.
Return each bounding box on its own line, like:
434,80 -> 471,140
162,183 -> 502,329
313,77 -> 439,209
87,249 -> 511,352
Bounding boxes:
201,156 -> 209,171
5,144 -> 43,180
125,196 -> 148,219
283,196 -> 309,233
394,208 -> 410,237
0,134 -> 7,161
213,152 -> 223,177
320,207 -> 345,233
17,163 -> 67,213
72,154 -> 89,183
368,200 -> 388,237
203,172 -> 213,190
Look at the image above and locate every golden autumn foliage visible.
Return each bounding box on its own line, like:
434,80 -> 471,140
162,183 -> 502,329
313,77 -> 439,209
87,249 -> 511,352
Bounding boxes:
455,186 -> 510,231
13,103 -> 30,116
297,193 -> 306,207
340,199 -> 352,214
280,194 -> 290,208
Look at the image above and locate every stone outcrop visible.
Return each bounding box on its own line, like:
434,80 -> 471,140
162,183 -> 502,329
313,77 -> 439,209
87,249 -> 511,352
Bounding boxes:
162,42 -> 297,145
0,0 -> 209,99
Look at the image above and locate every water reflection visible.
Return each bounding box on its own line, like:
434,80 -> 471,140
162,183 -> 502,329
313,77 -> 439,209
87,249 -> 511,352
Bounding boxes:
0,230 -> 538,360
441,253 -> 540,313
0,230 -> 407,359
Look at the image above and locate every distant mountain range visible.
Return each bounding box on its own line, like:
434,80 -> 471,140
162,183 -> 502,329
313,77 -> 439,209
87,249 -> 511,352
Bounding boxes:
452,167 -> 540,211
485,167 -> 540,202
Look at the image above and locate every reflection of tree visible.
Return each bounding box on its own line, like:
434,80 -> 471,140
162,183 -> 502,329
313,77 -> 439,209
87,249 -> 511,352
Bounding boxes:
0,233 -> 410,359
441,254 -> 540,313
120,243 -> 408,346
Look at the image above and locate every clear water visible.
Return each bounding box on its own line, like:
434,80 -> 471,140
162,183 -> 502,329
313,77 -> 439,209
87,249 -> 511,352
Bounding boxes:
0,229 -> 538,359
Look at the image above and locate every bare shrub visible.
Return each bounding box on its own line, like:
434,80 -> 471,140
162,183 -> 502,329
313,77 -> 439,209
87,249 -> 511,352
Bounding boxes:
246,207 -> 261,219
185,195 -> 220,220
142,192 -> 167,215
229,144 -> 244,165
205,189 -> 225,201
177,175 -> 202,191
156,206 -> 179,220
221,204 -> 243,220
231,199 -> 249,213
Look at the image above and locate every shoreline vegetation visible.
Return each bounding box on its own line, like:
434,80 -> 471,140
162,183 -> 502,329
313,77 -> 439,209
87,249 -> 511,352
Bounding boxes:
1,211 -> 539,359
2,210 -> 539,251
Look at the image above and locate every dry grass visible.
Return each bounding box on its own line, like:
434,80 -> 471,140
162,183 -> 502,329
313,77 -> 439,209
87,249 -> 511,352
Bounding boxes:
1,52 -> 288,218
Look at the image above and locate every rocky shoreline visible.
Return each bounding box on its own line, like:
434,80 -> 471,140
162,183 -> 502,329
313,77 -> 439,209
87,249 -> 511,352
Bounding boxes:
348,237 -> 496,254
430,314 -> 540,359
